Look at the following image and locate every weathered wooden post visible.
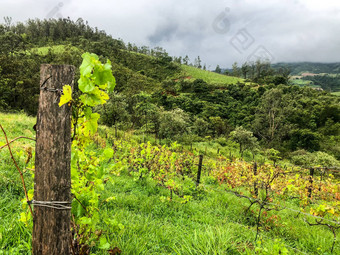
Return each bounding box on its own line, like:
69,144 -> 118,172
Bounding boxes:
196,155 -> 204,186
33,64 -> 74,255
253,161 -> 258,197
307,168 -> 314,198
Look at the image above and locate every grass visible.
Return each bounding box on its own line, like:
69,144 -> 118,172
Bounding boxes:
0,112 -> 35,254
290,79 -> 313,86
23,45 -> 81,56
331,91 -> 340,96
99,175 -> 338,254
179,65 -> 244,86
0,112 -> 339,254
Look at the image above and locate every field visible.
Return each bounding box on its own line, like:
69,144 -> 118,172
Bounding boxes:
179,65 -> 244,86
291,79 -> 315,86
1,112 -> 339,254
28,45 -> 81,56
332,91 -> 340,96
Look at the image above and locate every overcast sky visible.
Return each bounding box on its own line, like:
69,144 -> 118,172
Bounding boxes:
1,0 -> 340,68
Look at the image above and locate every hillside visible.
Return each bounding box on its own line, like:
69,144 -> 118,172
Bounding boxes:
0,19 -> 340,160
270,62 -> 340,92
179,65 -> 244,86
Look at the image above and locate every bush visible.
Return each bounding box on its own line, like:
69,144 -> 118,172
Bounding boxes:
290,150 -> 340,167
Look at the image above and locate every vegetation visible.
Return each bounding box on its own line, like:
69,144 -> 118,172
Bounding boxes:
0,17 -> 340,254
272,62 -> 340,75
179,64 -> 244,86
301,74 -> 340,92
1,112 -> 339,254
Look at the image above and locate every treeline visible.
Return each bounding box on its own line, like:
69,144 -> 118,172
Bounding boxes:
99,81 -> 340,159
302,74 -> 340,92
272,62 -> 340,75
217,61 -> 290,85
0,18 -> 339,162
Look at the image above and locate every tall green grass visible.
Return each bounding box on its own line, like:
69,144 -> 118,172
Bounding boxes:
179,65 -> 244,86
0,112 -> 339,254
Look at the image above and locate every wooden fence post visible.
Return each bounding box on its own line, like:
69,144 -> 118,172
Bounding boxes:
33,64 -> 75,255
196,155 -> 204,186
253,161 -> 258,197
308,168 -> 314,198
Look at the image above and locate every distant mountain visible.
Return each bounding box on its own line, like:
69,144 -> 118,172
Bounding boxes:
272,62 -> 340,75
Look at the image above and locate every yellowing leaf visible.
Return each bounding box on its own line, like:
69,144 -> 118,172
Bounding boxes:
59,85 -> 72,107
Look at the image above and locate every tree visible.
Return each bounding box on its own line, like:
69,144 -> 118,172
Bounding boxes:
183,55 -> 190,65
232,62 -> 240,77
290,129 -> 321,152
192,117 -> 209,136
230,126 -> 258,157
135,92 -> 158,137
194,56 -> 202,69
193,79 -> 209,94
99,92 -> 129,137
159,108 -> 190,140
209,116 -> 228,137
266,148 -> 281,166
215,65 -> 221,74
241,62 -> 250,79
174,56 -> 182,64
291,150 -> 340,167
253,88 -> 290,146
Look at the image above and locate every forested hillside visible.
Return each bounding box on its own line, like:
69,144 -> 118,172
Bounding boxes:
0,18 -> 339,163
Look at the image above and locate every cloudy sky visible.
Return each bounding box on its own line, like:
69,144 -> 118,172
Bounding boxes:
1,0 -> 340,68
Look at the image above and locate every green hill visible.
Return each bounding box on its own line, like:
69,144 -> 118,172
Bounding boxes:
0,18 -> 339,160
178,65 -> 244,86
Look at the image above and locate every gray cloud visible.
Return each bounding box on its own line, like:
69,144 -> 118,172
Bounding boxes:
1,0 -> 339,68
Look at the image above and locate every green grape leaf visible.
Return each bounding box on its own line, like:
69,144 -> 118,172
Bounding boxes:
107,76 -> 116,93
58,85 -> 72,107
79,88 -> 109,106
84,106 -> 92,120
93,66 -> 115,86
99,236 -> 110,250
99,90 -> 110,103
79,93 -> 102,107
79,52 -> 98,76
83,113 -> 100,135
103,59 -> 112,70
78,76 -> 95,93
